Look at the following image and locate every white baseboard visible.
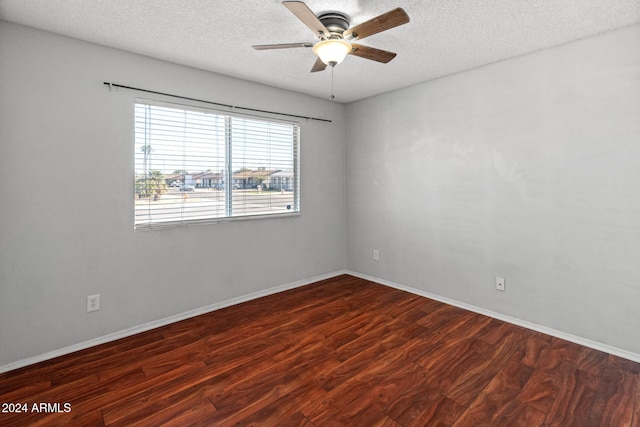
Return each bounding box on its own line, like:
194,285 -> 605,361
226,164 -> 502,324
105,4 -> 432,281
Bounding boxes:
4,269 -> 638,374
348,271 -> 640,364
0,270 -> 349,375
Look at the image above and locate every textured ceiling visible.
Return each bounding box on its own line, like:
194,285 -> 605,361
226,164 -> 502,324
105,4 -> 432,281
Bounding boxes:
1,0 -> 639,103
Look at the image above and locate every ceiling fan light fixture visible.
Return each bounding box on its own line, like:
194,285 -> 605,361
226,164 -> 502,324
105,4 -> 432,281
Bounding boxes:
313,39 -> 352,66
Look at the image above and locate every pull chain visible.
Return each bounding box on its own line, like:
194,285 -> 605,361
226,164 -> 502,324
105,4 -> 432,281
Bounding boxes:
330,66 -> 335,100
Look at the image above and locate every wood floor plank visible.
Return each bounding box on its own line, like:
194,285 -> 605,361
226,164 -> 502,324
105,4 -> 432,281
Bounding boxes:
449,334 -> 529,406
517,359 -> 573,414
340,362 -> 435,426
1,274 -> 639,426
205,353 -> 339,425
544,367 -> 599,426
302,337 -> 433,425
232,385 -> 325,426
396,393 -> 467,427
589,367 -> 638,426
633,377 -> 640,427
91,362 -> 209,424
453,353 -> 541,426
522,335 -> 552,368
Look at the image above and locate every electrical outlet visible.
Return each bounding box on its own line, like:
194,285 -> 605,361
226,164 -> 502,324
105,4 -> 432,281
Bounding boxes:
496,277 -> 506,292
87,294 -> 100,312
373,250 -> 379,261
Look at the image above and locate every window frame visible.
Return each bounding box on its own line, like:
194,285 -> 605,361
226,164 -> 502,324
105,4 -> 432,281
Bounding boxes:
133,98 -> 301,230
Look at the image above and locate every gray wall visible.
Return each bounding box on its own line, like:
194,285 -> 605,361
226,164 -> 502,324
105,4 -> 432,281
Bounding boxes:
346,24 -> 640,354
2,19 -> 639,369
0,22 -> 346,367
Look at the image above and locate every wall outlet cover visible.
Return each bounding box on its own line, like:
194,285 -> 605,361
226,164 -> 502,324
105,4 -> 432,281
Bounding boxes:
87,294 -> 100,312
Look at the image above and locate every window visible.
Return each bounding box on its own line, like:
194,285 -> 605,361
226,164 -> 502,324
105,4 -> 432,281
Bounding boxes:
134,101 -> 300,229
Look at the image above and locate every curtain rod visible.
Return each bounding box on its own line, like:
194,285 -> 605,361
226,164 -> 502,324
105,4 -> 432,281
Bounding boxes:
103,82 -> 332,123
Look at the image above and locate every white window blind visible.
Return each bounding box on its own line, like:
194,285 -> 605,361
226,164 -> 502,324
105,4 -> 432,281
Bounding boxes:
134,101 -> 300,229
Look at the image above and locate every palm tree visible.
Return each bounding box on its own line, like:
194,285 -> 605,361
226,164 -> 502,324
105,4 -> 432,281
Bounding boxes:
136,170 -> 167,200
141,144 -> 153,177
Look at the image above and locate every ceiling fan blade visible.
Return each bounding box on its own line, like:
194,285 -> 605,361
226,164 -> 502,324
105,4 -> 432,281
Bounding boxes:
310,57 -> 327,73
283,1 -> 329,38
349,44 -> 397,63
252,42 -> 313,50
344,7 -> 410,40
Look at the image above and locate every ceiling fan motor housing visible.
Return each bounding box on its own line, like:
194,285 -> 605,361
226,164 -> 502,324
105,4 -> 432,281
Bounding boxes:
317,12 -> 350,36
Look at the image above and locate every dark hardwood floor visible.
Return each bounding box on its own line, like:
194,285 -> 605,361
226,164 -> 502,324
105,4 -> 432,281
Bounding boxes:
1,274 -> 639,426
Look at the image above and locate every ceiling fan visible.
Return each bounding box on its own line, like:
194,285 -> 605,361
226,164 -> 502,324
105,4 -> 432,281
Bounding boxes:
252,1 -> 410,72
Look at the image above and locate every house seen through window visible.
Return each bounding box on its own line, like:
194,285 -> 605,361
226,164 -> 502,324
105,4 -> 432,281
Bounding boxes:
134,101 -> 300,229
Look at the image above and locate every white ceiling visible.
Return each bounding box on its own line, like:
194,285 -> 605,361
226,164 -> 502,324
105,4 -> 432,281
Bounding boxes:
1,0 -> 639,103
